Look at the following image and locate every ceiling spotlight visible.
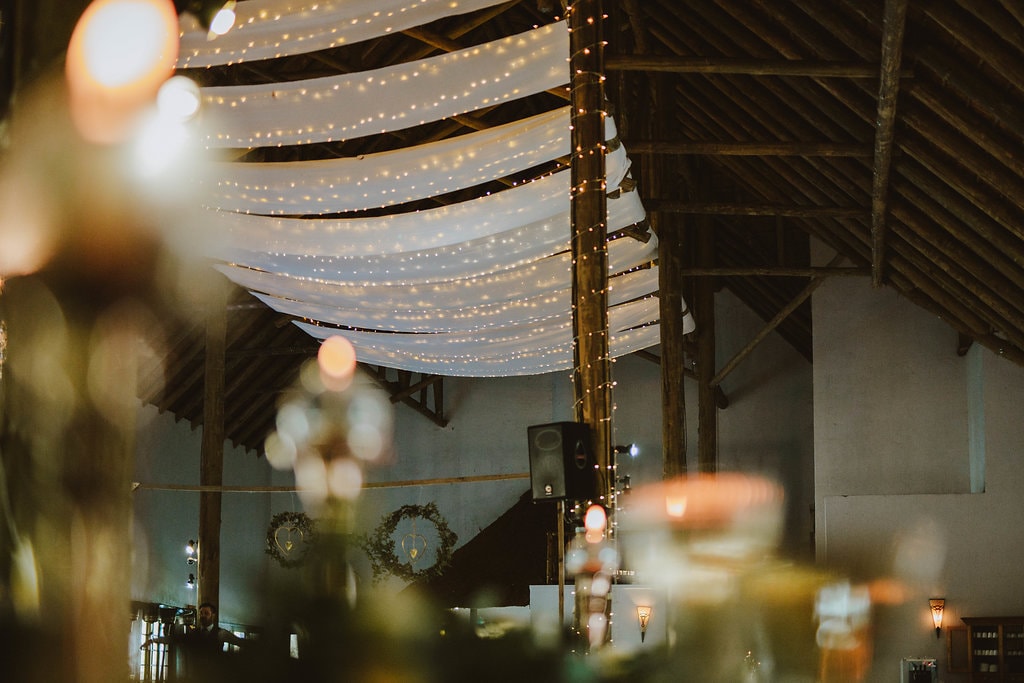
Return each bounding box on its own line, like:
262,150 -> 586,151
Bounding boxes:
614,444 -> 639,458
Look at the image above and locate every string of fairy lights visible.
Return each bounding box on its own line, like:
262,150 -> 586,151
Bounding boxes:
214,176 -> 647,283
176,0 -> 512,69
204,168 -> 625,258
215,230 -> 658,325
565,0 -> 615,443
198,22 -> 569,148
194,6 -> 695,377
248,263 -> 659,334
294,315 -> 664,377
203,109 -> 632,216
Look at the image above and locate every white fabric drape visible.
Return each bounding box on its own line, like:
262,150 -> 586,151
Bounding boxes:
298,296 -> 661,353
217,198 -> 646,285
294,313 -> 665,378
294,319 -> 667,377
204,169 -> 579,257
206,107 -> 630,215
213,178 -> 647,283
192,5 -> 689,376
200,22 -> 568,148
250,265 -> 662,333
220,213 -> 650,286
178,0 -> 510,68
216,235 -> 655,314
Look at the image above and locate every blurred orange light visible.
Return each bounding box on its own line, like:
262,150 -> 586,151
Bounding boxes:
318,335 -> 357,390
584,504 -> 607,543
65,0 -> 179,143
631,473 -> 783,530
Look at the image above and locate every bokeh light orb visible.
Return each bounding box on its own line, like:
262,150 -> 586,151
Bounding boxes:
156,76 -> 202,122
65,0 -> 179,143
584,504 -> 607,543
264,430 -> 297,471
317,335 -> 357,391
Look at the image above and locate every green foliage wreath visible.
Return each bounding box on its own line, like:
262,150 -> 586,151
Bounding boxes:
265,511 -> 317,569
361,503 -> 457,583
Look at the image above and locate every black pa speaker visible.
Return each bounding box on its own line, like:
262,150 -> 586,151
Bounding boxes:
527,421 -> 595,502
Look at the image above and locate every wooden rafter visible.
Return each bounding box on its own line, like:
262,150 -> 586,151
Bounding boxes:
605,54 -> 912,78
362,365 -> 448,428
870,0 -> 909,287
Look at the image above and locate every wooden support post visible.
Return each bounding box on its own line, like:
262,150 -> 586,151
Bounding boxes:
693,162 -> 718,474
198,284 -> 226,611
567,0 -> 611,649
650,69 -> 688,480
568,0 -> 611,506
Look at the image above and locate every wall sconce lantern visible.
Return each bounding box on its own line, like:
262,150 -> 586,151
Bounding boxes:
929,598 -> 945,638
186,573 -> 196,590
637,605 -> 653,642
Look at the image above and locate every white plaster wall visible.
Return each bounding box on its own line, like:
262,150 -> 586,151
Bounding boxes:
131,402 -> 296,628
814,272 -> 1024,681
813,276 -> 970,503
714,289 -> 815,558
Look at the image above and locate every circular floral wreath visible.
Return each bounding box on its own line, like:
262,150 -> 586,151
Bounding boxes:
361,503 -> 457,583
265,511 -> 317,568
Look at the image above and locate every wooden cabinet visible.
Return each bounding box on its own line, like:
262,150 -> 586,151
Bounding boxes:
962,617 -> 1024,682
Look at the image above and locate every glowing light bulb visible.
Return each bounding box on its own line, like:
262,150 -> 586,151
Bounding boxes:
208,1 -> 237,37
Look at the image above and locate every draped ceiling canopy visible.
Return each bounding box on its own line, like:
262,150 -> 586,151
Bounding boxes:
186,0 -> 692,377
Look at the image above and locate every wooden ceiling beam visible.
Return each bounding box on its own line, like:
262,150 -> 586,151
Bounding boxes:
605,54 -> 912,78
710,253 -> 844,389
625,140 -> 871,157
869,0 -> 909,287
361,365 -> 448,427
619,0 -> 650,54
631,350 -> 730,410
681,266 -> 868,278
388,374 -> 443,403
400,4 -> 568,101
902,288 -> 1024,368
647,200 -> 865,218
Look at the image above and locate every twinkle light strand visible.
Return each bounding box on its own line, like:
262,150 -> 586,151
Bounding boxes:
187,2 -> 697,377
216,226 -> 656,300
214,183 -> 647,285
206,107 -> 631,215
199,21 -> 570,148
566,0 -> 614,507
177,0 -> 512,68
252,266 -> 661,334
295,315 -> 665,377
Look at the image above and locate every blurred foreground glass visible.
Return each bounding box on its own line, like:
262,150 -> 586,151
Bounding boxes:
0,3 -> 216,682
618,473 -> 863,682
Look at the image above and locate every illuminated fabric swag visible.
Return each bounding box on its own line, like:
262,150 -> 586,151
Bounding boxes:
177,0 -> 512,68
201,12 -> 694,376
199,22 -> 569,148
205,107 -> 630,215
